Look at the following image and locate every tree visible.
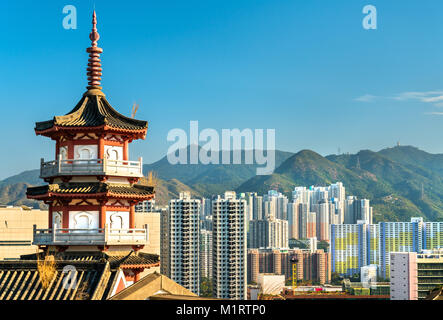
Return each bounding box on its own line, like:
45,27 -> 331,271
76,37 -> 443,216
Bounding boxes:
317,240 -> 330,252
331,272 -> 343,285
200,277 -> 213,297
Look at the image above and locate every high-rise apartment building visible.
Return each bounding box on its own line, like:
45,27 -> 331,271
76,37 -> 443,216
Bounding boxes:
344,196 -> 373,224
423,222 -> 443,250
307,211 -> 316,238
390,250 -> 443,300
160,207 -> 170,276
200,229 -> 213,279
249,220 -> 267,248
263,190 -> 288,220
331,218 -> 443,279
378,219 -> 423,279
248,218 -> 288,249
135,199 -> 156,213
247,248 -> 330,285
312,200 -> 330,241
165,192 -> 201,294
330,222 -> 368,277
212,191 -> 247,300
287,202 -> 299,239
390,252 -> 418,300
298,203 -> 309,239
252,194 -> 263,220
201,198 -> 212,220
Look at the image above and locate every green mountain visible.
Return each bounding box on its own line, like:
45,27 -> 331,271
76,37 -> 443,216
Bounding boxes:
379,145 -> 443,177
238,148 -> 443,222
143,146 -> 294,196
0,182 -> 46,209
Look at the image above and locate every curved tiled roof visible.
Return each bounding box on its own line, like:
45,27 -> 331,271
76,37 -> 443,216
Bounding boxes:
0,260 -> 110,300
21,251 -> 160,268
35,93 -> 148,133
26,182 -> 154,199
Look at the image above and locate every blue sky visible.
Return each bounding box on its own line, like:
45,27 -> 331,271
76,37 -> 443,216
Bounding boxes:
1,0 -> 443,179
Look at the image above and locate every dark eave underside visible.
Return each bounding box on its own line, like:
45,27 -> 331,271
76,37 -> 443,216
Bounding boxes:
26,182 -> 154,198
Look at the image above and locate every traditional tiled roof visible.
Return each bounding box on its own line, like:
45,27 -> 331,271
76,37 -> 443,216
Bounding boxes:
26,182 -> 154,199
107,252 -> 159,269
109,272 -> 202,300
20,251 -> 160,269
0,260 -> 113,300
2,250 -> 160,300
35,93 -> 148,134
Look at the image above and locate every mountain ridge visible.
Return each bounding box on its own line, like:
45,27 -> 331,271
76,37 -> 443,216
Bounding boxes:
2,145 -> 443,222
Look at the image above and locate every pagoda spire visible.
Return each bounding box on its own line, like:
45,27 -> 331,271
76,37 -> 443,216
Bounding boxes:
86,11 -> 103,92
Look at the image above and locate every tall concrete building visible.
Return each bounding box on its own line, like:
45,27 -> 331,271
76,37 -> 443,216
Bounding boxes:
200,229 -> 213,279
135,199 -> 156,213
248,218 -> 288,249
330,218 -> 443,279
249,220 -> 267,248
201,198 -> 212,221
298,203 -> 309,239
306,211 -> 316,239
212,191 -> 247,300
378,218 -> 423,279
252,194 -> 263,220
344,196 -> 373,225
263,190 -> 288,220
330,222 -> 369,277
287,202 -> 299,239
160,207 -> 170,276
0,206 -> 48,260
247,248 -> 330,285
390,250 -> 443,300
390,252 -> 418,300
423,222 -> 443,250
165,192 -> 201,294
312,200 -> 330,241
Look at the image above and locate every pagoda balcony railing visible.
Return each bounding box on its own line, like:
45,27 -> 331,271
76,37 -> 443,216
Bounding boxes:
32,224 -> 148,246
40,157 -> 143,178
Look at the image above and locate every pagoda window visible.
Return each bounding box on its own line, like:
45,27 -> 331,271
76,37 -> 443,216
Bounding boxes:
70,211 -> 99,231
74,212 -> 92,229
106,211 -> 129,232
104,145 -> 123,161
74,145 -> 97,160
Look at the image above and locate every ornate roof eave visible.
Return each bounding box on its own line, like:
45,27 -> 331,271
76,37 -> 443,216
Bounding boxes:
27,191 -> 155,201
26,183 -> 155,201
35,125 -> 148,140
119,262 -> 160,269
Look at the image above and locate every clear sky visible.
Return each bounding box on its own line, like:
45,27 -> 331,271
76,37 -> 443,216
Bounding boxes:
1,0 -> 443,179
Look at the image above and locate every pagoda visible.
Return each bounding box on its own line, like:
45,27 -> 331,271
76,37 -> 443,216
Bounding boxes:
26,11 -> 156,284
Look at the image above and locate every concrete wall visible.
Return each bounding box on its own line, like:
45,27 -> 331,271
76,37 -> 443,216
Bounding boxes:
0,207 -> 48,260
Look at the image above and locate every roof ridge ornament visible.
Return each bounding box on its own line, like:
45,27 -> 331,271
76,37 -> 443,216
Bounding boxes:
86,11 -> 104,94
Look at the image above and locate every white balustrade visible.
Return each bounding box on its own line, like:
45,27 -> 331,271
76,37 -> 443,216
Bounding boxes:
40,157 -> 143,178
32,224 -> 148,246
